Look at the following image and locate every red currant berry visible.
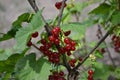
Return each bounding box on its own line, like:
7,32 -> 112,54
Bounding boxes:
27,41 -> 32,47
71,47 -> 76,51
55,38 -> 60,45
64,37 -> 70,44
32,31 -> 39,38
79,57 -> 83,62
70,62 -> 75,67
65,44 -> 72,50
55,1 -> 67,9
67,51 -> 71,56
40,39 -> 46,45
88,76 -> 93,80
64,30 -> 71,36
58,47 -> 65,54
88,70 -> 94,75
55,26 -> 61,33
48,35 -> 55,43
71,59 -> 76,63
71,41 -> 76,46
59,71 -> 64,76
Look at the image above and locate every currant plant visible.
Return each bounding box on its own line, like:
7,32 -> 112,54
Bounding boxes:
0,0 -> 120,80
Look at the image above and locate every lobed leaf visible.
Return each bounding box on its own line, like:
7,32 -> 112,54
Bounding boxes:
15,10 -> 45,51
15,53 -> 51,80
0,13 -> 33,42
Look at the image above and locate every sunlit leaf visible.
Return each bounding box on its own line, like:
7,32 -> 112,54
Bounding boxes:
15,10 -> 45,51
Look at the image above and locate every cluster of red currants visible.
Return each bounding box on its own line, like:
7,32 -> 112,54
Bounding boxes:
112,35 -> 120,52
39,27 -> 61,64
48,71 -> 65,80
39,26 -> 77,64
88,70 -> 94,80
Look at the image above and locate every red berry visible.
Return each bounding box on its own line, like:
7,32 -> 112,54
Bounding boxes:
32,31 -> 39,38
79,57 -> 83,62
71,41 -> 76,46
52,28 -> 59,36
67,51 -> 71,56
40,39 -> 46,45
64,30 -> 71,36
58,47 -> 65,54
27,41 -> 32,47
88,70 -> 94,75
71,59 -> 76,63
65,44 -> 72,51
71,47 -> 76,51
48,35 -> 55,43
64,37 -> 70,44
55,39 -> 60,45
88,75 -> 93,80
55,26 -> 61,33
70,62 -> 75,67
55,1 -> 67,9
59,71 -> 64,76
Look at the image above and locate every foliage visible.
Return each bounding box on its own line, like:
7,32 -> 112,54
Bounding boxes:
0,0 -> 120,80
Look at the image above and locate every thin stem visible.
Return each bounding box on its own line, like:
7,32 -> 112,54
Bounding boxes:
28,0 -> 51,35
118,0 -> 120,10
57,0 -> 67,26
0,32 -> 5,35
98,25 -> 116,68
62,54 -> 71,72
73,27 -> 114,70
32,44 -> 40,51
28,0 -> 48,25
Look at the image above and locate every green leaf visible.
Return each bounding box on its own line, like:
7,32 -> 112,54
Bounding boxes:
15,53 -> 51,80
15,10 -> 45,51
89,3 -> 113,24
94,50 -> 104,58
70,2 -> 88,13
111,11 -> 120,25
0,49 -> 12,61
89,3 -> 111,15
114,67 -> 120,79
0,13 -> 33,42
0,54 -> 23,73
61,21 -> 94,40
93,62 -> 114,80
0,48 -> 28,73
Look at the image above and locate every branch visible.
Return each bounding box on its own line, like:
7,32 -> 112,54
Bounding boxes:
0,32 -> 5,35
98,25 -> 116,68
28,0 -> 51,35
62,54 -> 71,72
118,0 -> 120,10
57,0 -> 67,26
32,44 -> 40,51
73,27 -> 114,70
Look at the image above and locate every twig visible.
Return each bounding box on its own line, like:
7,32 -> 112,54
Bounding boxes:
73,27 -> 114,70
28,0 -> 39,13
118,0 -> 120,10
28,0 -> 51,35
56,0 -> 72,72
98,25 -> 116,68
28,0 -> 48,25
57,0 -> 67,26
62,54 -> 71,72
0,32 -> 5,35
32,44 -> 40,51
